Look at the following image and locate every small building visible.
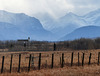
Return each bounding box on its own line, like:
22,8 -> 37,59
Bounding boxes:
17,37 -> 30,47
17,37 -> 30,42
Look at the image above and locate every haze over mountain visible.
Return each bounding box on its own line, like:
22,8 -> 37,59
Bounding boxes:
83,8 -> 100,26
60,26 -> 100,41
38,12 -> 87,38
0,10 -> 54,41
60,9 -> 100,41
39,9 -> 100,39
1,9 -> 100,41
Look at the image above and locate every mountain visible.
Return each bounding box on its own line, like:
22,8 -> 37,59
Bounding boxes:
0,22 -> 26,40
39,12 -> 87,38
0,10 -> 53,41
34,13 -> 56,30
83,9 -> 100,26
51,12 -> 87,37
59,9 -> 100,40
38,9 -> 100,40
1,9 -> 100,41
60,26 -> 100,41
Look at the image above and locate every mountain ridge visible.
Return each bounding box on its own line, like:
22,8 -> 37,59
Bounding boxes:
1,9 -> 100,41
0,10 -> 54,41
60,26 -> 100,41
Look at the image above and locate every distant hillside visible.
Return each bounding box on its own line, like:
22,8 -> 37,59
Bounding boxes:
38,9 -> 100,39
41,12 -> 86,38
1,9 -> 100,41
0,10 -> 53,41
60,26 -> 100,41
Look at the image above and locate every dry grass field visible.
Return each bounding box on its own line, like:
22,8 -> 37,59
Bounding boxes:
0,49 -> 100,76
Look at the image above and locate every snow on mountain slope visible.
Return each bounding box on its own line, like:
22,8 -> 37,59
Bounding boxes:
39,9 -> 100,39
83,9 -> 100,25
50,12 -> 87,37
1,8 -> 100,41
0,10 -> 54,41
59,12 -> 86,27
0,10 -> 43,30
34,13 -> 57,30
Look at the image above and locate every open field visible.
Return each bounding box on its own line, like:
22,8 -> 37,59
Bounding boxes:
0,49 -> 100,76
1,65 -> 100,76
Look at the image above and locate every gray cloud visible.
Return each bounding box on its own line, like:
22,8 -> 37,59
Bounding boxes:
67,0 -> 100,15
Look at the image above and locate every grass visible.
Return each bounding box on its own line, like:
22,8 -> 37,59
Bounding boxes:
0,49 -> 100,76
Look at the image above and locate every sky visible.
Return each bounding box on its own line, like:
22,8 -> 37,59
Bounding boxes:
0,0 -> 100,19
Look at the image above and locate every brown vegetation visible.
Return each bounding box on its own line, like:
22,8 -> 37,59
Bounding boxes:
1,38 -> 100,52
0,49 -> 100,76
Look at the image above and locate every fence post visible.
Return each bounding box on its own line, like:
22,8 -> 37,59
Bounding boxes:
28,54 -> 31,72
78,52 -> 80,66
71,52 -> 73,66
53,43 -> 56,51
38,53 -> 41,70
82,53 -> 85,66
51,53 -> 54,69
98,52 -> 100,65
45,60 -> 47,68
61,53 -> 64,68
1,56 -> 5,73
31,55 -> 34,68
88,53 -> 92,65
60,57 -> 61,65
10,54 -> 13,73
18,54 -> 21,73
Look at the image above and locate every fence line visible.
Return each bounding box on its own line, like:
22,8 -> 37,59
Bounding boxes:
0,51 -> 100,73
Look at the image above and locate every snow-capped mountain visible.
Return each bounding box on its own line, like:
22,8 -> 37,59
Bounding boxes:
39,8 -> 100,40
59,9 -> 100,41
60,26 -> 100,41
34,13 -> 56,30
0,10 -> 53,41
41,12 -> 87,38
83,9 -> 100,25
1,8 -> 100,41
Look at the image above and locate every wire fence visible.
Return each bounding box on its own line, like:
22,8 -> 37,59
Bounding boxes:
0,50 -> 100,73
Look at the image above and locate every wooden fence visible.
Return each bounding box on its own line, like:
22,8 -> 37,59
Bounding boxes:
0,51 -> 100,73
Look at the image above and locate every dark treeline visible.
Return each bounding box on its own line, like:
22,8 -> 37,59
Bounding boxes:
0,40 -> 53,51
0,38 -> 100,51
57,38 -> 100,50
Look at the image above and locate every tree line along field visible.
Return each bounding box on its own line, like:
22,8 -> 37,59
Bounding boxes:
0,49 -> 100,76
1,38 -> 100,52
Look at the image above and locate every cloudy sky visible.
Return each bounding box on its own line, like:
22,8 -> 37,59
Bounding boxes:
0,0 -> 100,19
